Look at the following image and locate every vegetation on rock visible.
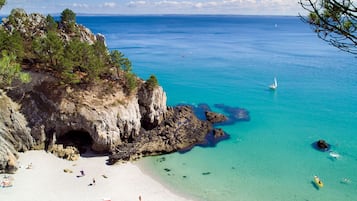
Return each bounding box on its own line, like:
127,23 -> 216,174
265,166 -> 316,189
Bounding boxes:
146,75 -> 159,90
0,7 -> 141,92
0,51 -> 30,89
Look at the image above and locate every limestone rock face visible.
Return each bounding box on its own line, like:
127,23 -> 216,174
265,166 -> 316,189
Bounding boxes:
0,91 -> 33,173
138,84 -> 167,129
1,9 -> 46,38
7,73 -> 152,153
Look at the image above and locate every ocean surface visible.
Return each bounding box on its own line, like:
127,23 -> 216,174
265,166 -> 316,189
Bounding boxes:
77,15 -> 357,201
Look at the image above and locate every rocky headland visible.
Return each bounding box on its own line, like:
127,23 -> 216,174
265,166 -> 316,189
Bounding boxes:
0,9 -> 238,173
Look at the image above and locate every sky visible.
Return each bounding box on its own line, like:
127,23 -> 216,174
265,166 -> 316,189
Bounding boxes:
0,0 -> 306,16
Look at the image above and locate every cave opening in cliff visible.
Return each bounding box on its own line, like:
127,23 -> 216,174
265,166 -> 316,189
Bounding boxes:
56,130 -> 94,155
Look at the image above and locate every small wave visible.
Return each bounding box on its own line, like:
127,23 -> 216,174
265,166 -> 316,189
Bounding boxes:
329,151 -> 341,159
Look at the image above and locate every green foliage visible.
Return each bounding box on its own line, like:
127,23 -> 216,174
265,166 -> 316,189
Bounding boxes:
0,51 -> 30,89
82,48 -> 104,82
60,8 -> 76,33
110,50 -> 123,66
32,31 -> 64,67
0,29 -> 24,61
46,14 -> 58,32
0,8 -> 142,89
110,50 -> 132,72
124,72 -> 137,94
63,38 -> 84,68
299,0 -> 357,55
61,8 -> 76,23
110,50 -> 123,77
0,0 -> 6,9
60,69 -> 81,85
88,42 -> 111,82
146,75 -> 159,90
61,39 -> 109,83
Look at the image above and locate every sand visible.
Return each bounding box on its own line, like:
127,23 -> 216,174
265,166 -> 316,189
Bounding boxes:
0,150 -> 194,201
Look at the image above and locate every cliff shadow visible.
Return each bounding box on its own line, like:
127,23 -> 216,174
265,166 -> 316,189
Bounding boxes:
55,130 -> 105,157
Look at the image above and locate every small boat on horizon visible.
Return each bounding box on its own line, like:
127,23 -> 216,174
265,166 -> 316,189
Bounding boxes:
269,77 -> 278,90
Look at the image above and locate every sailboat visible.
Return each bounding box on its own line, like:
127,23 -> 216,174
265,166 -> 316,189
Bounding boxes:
269,77 -> 278,90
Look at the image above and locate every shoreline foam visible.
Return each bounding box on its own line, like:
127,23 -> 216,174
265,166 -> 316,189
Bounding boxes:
0,150 -> 195,201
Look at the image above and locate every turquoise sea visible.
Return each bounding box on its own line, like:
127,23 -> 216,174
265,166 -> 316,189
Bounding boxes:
78,15 -> 357,201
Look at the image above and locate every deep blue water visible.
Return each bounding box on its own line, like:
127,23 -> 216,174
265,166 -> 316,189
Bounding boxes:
77,15 -> 357,201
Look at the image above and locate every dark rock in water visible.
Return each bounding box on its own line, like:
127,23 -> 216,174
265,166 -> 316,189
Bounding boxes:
214,104 -> 250,125
179,128 -> 230,154
213,128 -> 225,138
178,103 -> 210,121
205,111 -> 228,124
108,105 -> 213,164
202,172 -> 211,175
312,139 -> 330,152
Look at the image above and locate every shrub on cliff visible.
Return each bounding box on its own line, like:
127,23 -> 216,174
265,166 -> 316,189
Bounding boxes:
60,8 -> 76,33
124,72 -> 138,95
0,51 -> 30,89
146,75 -> 159,90
110,50 -> 132,73
46,14 -> 58,32
32,31 -> 64,67
0,29 -> 24,62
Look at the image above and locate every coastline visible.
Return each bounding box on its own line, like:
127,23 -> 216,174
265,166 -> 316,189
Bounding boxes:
0,150 -> 195,201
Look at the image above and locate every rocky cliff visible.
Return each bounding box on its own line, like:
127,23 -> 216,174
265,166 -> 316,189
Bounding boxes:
0,90 -> 33,173
6,72 -> 168,152
2,70 -> 214,170
0,9 -> 228,173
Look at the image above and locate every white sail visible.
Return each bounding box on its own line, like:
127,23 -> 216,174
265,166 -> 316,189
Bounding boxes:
269,77 -> 277,90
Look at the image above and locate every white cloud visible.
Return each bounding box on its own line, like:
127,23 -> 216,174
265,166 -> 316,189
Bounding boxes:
2,0 -> 304,15
103,2 -> 117,8
119,0 -> 303,15
72,3 -> 89,8
127,1 -> 147,7
127,0 -> 257,9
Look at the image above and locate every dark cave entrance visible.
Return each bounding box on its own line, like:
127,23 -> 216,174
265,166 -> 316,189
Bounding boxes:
56,130 -> 94,155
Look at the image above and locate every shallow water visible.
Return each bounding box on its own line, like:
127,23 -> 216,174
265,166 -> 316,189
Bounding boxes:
78,15 -> 357,201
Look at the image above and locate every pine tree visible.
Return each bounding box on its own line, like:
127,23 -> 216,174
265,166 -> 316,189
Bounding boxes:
0,51 -> 30,89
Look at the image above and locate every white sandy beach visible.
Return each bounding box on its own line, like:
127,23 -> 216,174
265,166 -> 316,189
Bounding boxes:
0,150 -> 194,201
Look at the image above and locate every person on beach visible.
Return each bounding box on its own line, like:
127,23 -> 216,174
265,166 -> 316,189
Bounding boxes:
139,195 -> 142,201
92,178 -> 96,185
80,170 -> 85,176
26,163 -> 32,169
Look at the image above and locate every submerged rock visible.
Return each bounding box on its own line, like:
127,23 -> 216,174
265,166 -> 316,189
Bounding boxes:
214,104 -> 250,123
